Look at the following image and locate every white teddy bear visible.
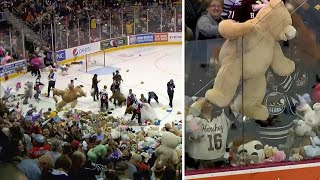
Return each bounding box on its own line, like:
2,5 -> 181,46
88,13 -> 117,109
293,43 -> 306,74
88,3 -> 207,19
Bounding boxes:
293,94 -> 320,136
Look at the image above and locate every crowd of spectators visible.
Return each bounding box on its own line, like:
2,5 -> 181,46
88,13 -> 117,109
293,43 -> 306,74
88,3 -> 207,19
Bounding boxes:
0,111 -> 182,180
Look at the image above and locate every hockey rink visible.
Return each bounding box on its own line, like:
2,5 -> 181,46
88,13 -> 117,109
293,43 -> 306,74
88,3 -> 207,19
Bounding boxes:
1,45 -> 183,128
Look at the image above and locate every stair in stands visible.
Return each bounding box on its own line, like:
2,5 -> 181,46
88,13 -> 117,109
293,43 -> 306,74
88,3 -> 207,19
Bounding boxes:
4,9 -> 47,46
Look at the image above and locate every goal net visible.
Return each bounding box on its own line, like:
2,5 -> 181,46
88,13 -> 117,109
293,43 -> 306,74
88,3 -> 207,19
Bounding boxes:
80,51 -> 106,72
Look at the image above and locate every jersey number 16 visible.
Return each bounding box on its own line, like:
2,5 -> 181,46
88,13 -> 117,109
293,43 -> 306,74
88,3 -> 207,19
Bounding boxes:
208,134 -> 222,151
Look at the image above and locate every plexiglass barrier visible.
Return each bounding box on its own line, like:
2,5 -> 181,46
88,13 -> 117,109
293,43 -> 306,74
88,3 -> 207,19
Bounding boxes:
45,4 -> 182,53
185,0 -> 320,176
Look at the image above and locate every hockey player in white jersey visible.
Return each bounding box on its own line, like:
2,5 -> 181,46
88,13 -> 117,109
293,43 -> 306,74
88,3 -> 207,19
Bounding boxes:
100,85 -> 109,112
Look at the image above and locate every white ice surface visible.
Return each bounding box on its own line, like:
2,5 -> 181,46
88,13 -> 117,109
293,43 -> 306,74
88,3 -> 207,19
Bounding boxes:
1,45 -> 183,127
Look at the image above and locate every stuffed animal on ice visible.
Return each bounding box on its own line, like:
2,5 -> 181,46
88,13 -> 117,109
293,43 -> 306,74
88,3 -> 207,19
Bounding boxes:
293,94 -> 320,136
23,82 -> 33,104
141,103 -> 157,122
53,85 -> 86,111
152,132 -> 181,171
109,90 -> 126,107
190,0 -> 296,121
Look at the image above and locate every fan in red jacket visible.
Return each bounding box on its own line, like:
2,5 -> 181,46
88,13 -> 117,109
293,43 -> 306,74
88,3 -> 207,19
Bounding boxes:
29,133 -> 50,159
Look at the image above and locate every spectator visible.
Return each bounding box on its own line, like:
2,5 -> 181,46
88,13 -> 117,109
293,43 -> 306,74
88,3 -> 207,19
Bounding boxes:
195,0 -> 223,68
45,139 -> 62,163
44,155 -> 72,180
17,155 -> 54,180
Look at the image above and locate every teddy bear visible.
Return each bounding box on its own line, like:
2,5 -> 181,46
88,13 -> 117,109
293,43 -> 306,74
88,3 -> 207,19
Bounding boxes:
53,85 -> 86,111
163,122 -> 182,137
294,94 -> 320,136
87,144 -> 108,162
289,148 -> 304,161
190,0 -> 296,121
152,132 -> 181,171
23,82 -> 33,104
262,145 -> 286,163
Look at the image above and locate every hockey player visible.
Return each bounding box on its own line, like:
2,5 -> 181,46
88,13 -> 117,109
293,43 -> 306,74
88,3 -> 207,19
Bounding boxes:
140,94 -> 148,103
131,98 -> 143,125
148,91 -> 159,104
110,80 -> 121,106
125,89 -> 135,115
34,75 -> 42,100
100,85 -> 109,111
113,70 -> 123,85
167,79 -> 175,107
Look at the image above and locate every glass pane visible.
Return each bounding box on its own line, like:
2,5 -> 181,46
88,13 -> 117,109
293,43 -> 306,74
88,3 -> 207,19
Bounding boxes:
123,7 -> 134,36
185,0 -> 320,177
111,8 -> 122,38
147,4 -> 162,33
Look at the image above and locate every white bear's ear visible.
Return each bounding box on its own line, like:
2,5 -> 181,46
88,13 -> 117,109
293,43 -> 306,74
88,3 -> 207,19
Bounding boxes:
313,103 -> 320,111
269,0 -> 282,8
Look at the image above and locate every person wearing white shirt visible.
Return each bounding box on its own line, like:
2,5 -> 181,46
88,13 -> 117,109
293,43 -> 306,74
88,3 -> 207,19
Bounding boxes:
47,69 -> 56,97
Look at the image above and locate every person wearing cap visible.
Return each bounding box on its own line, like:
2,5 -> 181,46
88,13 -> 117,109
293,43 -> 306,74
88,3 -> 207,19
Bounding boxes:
167,79 -> 175,107
110,79 -> 121,106
28,133 -> 51,159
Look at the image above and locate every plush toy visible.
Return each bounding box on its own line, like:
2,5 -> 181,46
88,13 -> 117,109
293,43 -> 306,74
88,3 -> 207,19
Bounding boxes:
312,75 -> 320,103
87,144 -> 107,162
16,82 -> 22,92
235,151 -> 260,166
289,148 -> 304,161
1,54 -> 11,65
263,144 -> 286,163
141,103 -> 157,122
53,85 -> 86,111
293,94 -> 320,136
252,0 -> 269,11
23,82 -> 33,104
237,140 -> 266,163
191,0 -> 296,121
4,87 -> 12,102
152,132 -> 181,170
185,114 -> 204,142
164,122 -> 182,137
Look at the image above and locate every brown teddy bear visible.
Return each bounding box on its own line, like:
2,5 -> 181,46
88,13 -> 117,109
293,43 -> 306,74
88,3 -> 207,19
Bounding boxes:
53,85 -> 86,111
164,122 -> 182,137
191,0 -> 297,121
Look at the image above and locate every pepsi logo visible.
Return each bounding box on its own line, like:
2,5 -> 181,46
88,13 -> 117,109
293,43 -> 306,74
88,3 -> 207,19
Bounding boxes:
73,48 -> 78,56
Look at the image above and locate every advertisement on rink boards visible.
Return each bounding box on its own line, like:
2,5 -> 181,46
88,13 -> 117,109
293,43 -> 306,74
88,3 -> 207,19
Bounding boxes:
153,33 -> 168,42
48,50 -> 66,61
100,37 -> 128,50
168,32 -> 182,42
129,34 -> 154,45
65,42 -> 100,59
0,59 -> 27,78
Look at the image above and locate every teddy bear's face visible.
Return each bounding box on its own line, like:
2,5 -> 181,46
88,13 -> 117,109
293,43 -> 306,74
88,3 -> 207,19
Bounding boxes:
256,0 -> 296,41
